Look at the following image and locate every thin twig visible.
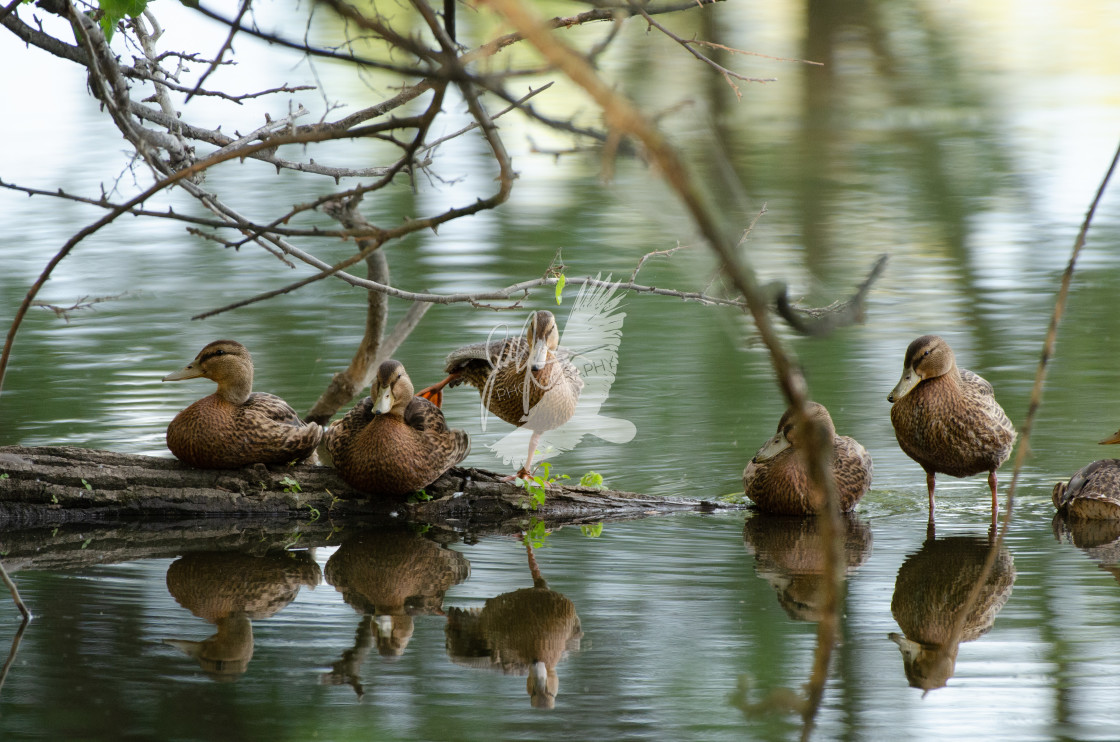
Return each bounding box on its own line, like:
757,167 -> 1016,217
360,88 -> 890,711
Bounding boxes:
632,3 -> 775,99
0,563 -> 30,621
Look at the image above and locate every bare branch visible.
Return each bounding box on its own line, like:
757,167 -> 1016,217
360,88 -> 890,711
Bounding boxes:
632,3 -> 776,100
33,294 -> 130,323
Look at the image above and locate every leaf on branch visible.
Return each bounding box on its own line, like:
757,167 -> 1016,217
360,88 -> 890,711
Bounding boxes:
98,0 -> 148,41
555,273 -> 566,305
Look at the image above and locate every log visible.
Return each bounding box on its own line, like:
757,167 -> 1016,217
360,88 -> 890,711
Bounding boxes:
0,446 -> 739,531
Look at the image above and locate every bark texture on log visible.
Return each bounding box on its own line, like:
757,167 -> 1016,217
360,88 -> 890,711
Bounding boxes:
0,446 -> 737,530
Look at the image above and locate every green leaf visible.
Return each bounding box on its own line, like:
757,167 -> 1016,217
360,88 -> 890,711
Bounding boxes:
98,0 -> 148,41
578,471 -> 604,488
554,273 -> 566,305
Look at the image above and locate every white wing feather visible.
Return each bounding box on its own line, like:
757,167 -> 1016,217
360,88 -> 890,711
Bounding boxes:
488,275 -> 635,466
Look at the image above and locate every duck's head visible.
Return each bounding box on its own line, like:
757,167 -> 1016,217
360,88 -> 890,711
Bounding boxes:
527,310 -> 560,372
527,660 -> 559,709
162,340 -> 254,404
887,335 -> 956,403
373,359 -> 415,417
753,401 -> 836,462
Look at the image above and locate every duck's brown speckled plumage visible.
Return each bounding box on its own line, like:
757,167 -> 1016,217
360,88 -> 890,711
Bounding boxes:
444,310 -> 582,429
887,335 -> 1016,516
325,360 -> 469,497
1053,459 -> 1120,520
163,340 -> 323,469
743,402 -> 873,515
426,310 -> 582,476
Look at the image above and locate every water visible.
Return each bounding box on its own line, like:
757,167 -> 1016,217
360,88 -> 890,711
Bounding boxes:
4,0 -> 1120,739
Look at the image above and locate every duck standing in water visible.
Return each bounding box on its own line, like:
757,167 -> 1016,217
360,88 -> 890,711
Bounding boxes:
326,359 -> 469,497
419,310 -> 582,479
162,340 -> 323,468
887,335 -> 1016,520
743,401 -> 873,515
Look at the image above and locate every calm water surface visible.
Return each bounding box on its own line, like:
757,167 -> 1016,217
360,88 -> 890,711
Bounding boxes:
4,0 -> 1120,739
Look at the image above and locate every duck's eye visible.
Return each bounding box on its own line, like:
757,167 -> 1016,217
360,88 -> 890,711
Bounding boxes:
214,349 -> 225,356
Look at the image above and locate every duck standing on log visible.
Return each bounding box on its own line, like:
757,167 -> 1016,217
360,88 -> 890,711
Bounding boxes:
419,310 -> 583,479
162,340 -> 323,468
887,335 -> 1016,521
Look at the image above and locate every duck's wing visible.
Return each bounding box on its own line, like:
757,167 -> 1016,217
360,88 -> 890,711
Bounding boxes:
403,396 -> 451,434
446,335 -> 528,375
1068,459 -> 1120,501
959,368 -> 995,398
247,392 -> 305,426
403,396 -> 471,468
553,275 -> 634,443
324,396 -> 374,456
556,274 -> 625,403
240,393 -> 323,461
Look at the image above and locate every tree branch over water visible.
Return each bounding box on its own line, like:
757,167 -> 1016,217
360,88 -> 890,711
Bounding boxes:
0,0 -> 878,401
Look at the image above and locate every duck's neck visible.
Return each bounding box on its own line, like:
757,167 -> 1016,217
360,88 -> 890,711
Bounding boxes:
932,363 -> 963,393
215,373 -> 253,405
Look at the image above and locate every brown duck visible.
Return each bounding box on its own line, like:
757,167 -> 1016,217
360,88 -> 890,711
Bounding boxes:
1053,459 -> 1120,520
743,402 -> 873,515
325,359 -> 469,497
887,335 -> 1016,519
419,310 -> 582,478
162,340 -> 323,468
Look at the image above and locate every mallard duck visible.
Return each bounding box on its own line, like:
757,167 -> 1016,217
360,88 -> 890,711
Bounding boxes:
162,340 -> 323,468
743,401 -> 873,515
887,335 -> 1016,518
325,359 -> 469,497
1053,459 -> 1120,520
419,310 -> 583,478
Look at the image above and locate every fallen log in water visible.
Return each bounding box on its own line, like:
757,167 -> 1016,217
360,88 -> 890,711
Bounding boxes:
0,446 -> 738,531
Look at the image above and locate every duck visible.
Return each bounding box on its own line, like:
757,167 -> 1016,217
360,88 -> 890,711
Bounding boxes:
325,359 -> 469,497
1053,454 -> 1120,520
162,340 -> 323,468
887,335 -> 1016,519
743,401 -> 873,515
419,310 -> 583,478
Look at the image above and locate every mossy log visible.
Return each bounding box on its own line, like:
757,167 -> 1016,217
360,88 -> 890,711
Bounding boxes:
0,446 -> 737,531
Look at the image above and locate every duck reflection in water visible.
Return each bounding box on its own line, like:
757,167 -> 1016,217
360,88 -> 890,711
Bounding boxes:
1053,513 -> 1120,582
742,511 -> 872,621
889,524 -> 1015,691
163,549 -> 321,680
322,528 -> 470,697
445,538 -> 582,709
